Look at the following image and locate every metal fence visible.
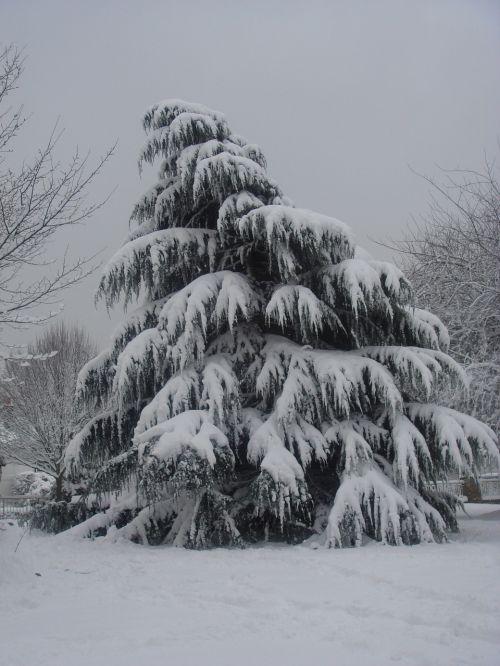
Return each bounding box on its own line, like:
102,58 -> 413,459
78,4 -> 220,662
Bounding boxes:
428,479 -> 464,495
0,496 -> 41,519
478,477 -> 500,501
1,477 -> 498,521
427,476 -> 500,501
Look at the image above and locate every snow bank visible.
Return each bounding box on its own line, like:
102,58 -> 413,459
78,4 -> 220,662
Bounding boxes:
1,508 -> 500,665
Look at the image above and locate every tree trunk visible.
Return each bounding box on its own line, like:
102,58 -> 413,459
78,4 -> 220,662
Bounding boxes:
55,471 -> 64,501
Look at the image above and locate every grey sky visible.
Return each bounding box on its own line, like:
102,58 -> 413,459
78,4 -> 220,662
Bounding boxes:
2,0 -> 500,349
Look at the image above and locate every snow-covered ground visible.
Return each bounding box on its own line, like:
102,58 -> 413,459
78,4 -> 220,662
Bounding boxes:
1,504 -> 500,666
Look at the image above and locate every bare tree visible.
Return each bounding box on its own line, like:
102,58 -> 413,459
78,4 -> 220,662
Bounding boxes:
0,44 -> 113,336
0,322 -> 97,499
392,156 -> 500,434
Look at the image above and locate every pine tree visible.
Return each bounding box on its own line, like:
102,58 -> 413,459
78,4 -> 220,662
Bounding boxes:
66,99 -> 499,548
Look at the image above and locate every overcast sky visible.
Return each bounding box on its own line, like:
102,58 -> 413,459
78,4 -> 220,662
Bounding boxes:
2,0 -> 500,349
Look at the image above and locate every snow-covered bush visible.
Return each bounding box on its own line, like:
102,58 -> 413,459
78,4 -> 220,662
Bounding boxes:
13,471 -> 54,497
31,498 -> 95,534
66,99 -> 499,548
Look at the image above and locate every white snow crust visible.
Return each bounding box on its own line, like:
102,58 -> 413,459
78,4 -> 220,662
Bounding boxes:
1,507 -> 500,665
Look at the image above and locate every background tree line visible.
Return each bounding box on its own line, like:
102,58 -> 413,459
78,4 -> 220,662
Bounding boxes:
394,157 -> 499,440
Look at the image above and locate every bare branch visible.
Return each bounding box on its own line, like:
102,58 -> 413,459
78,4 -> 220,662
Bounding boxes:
385,156 -> 500,434
0,43 -> 114,338
0,322 -> 97,498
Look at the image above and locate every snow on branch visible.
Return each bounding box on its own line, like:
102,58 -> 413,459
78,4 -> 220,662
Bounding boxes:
152,179 -> 190,227
158,271 -> 262,370
405,403 -> 499,473
143,99 -> 227,133
112,327 -> 167,411
245,412 -> 313,524
135,368 -> 200,436
96,228 -> 217,307
136,410 -> 230,468
324,420 -> 373,475
218,191 -> 265,233
254,335 -> 301,405
130,180 -> 168,226
271,347 -> 402,424
358,346 -> 466,397
206,324 -> 265,371
266,285 -> 335,340
326,465 -> 447,547
197,139 -> 267,172
318,259 -> 393,317
135,410 -> 234,505
75,347 -> 115,407
202,355 -> 241,434
389,413 -> 432,489
76,298 -> 169,408
400,307 -> 450,351
139,112 -> 229,167
236,206 -> 354,280
193,153 -> 281,202
134,353 -> 245,439
247,411 -> 327,470
109,297 -> 169,357
367,260 -> 411,300
65,410 -> 120,474
111,273 -> 261,411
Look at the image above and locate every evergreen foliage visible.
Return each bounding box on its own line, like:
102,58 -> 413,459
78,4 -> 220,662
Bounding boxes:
66,99 -> 499,548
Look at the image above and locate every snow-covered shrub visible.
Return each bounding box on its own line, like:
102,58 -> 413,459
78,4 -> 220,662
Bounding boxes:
66,99 -> 499,549
30,499 -> 95,534
13,471 -> 54,498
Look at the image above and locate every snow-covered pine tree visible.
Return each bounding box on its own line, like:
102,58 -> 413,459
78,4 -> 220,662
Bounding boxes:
66,99 -> 499,548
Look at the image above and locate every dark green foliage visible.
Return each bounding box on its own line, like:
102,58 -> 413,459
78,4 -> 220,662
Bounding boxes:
65,99 -> 499,549
30,500 -> 94,534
